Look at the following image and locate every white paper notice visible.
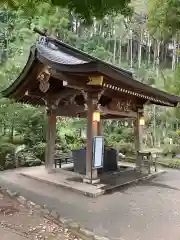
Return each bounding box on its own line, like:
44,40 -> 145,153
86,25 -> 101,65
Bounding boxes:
93,137 -> 103,168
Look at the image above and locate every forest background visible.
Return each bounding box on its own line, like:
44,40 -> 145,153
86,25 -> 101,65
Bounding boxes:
0,0 -> 179,169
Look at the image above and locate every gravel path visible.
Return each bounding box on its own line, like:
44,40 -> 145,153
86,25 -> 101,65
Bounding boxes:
0,189 -> 80,240
0,167 -> 180,240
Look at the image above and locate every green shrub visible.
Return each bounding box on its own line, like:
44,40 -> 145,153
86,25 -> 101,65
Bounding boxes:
123,156 -> 136,163
0,143 -> 16,170
162,144 -> 179,157
158,158 -> 180,169
0,135 -> 24,145
55,141 -> 69,153
32,142 -> 46,161
0,136 -> 11,143
24,159 -> 42,167
12,135 -> 24,145
117,142 -> 135,155
16,149 -> 42,167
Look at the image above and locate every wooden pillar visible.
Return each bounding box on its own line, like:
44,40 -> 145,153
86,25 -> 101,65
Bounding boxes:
92,121 -> 98,135
97,120 -> 102,136
45,107 -> 56,173
134,110 -> 143,170
84,93 -> 99,183
92,120 -> 102,136
86,97 -> 93,179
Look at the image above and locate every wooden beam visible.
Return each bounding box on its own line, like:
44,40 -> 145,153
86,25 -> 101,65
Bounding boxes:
51,88 -> 80,100
26,88 -> 80,103
51,70 -> 103,93
56,104 -> 137,118
99,106 -> 137,118
51,70 -> 87,89
103,89 -> 144,107
56,104 -> 85,116
101,116 -> 133,119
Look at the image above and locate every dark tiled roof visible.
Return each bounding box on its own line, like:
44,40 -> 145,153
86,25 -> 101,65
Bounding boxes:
36,43 -> 88,65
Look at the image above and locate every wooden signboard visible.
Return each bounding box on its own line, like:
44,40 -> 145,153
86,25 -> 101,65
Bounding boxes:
87,76 -> 103,86
107,99 -> 133,112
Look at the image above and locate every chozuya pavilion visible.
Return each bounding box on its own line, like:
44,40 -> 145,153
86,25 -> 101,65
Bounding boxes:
2,28 -> 180,184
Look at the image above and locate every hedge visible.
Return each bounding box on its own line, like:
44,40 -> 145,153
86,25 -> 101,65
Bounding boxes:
122,156 -> 180,169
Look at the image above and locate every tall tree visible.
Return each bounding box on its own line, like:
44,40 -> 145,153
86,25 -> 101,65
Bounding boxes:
1,0 -> 133,24
148,0 -> 180,39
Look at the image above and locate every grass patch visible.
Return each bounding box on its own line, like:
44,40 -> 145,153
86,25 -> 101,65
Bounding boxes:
0,135 -> 24,145
122,156 -> 136,163
157,158 -> 180,169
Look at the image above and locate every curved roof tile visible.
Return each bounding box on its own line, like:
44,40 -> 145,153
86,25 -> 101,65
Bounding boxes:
36,43 -> 88,65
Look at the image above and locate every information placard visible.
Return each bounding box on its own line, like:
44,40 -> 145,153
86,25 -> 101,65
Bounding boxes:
92,136 -> 104,169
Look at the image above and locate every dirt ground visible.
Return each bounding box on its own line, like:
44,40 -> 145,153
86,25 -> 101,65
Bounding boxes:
0,190 -> 81,240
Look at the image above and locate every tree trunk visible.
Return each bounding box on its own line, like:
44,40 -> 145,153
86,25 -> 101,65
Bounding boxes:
3,123 -> 6,136
156,41 -> 160,79
138,30 -> 143,69
126,40 -> 129,63
119,39 -> 122,65
172,38 -> 177,71
176,35 -> 179,65
153,105 -> 156,147
10,122 -> 14,143
113,37 -> 117,64
153,41 -> 156,70
147,32 -> 151,66
130,29 -> 133,69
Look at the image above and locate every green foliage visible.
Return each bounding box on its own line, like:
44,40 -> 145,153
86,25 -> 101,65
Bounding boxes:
56,118 -> 84,151
123,156 -> 136,163
148,0 -> 180,39
32,142 -> 46,161
162,144 -> 179,157
16,148 -> 42,167
0,135 -> 24,145
104,120 -> 134,148
117,142 -> 135,155
11,135 -> 24,145
0,142 -> 16,170
2,0 -> 133,24
0,1 -> 179,172
173,64 -> 180,95
158,158 -> 180,169
17,108 -> 47,146
125,156 -> 180,170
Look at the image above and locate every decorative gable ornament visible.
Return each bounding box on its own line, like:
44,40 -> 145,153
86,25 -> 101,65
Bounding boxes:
37,67 -> 51,93
39,80 -> 50,93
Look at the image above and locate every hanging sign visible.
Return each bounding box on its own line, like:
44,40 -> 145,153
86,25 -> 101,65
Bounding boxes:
87,76 -> 103,86
92,136 -> 104,169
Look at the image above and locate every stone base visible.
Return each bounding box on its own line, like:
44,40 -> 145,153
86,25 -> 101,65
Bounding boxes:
134,165 -> 141,172
46,168 -> 56,174
83,177 -> 100,184
20,164 -> 165,198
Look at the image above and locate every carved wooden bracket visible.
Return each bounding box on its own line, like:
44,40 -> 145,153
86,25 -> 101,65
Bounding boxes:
45,98 -> 61,115
81,90 -> 104,111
